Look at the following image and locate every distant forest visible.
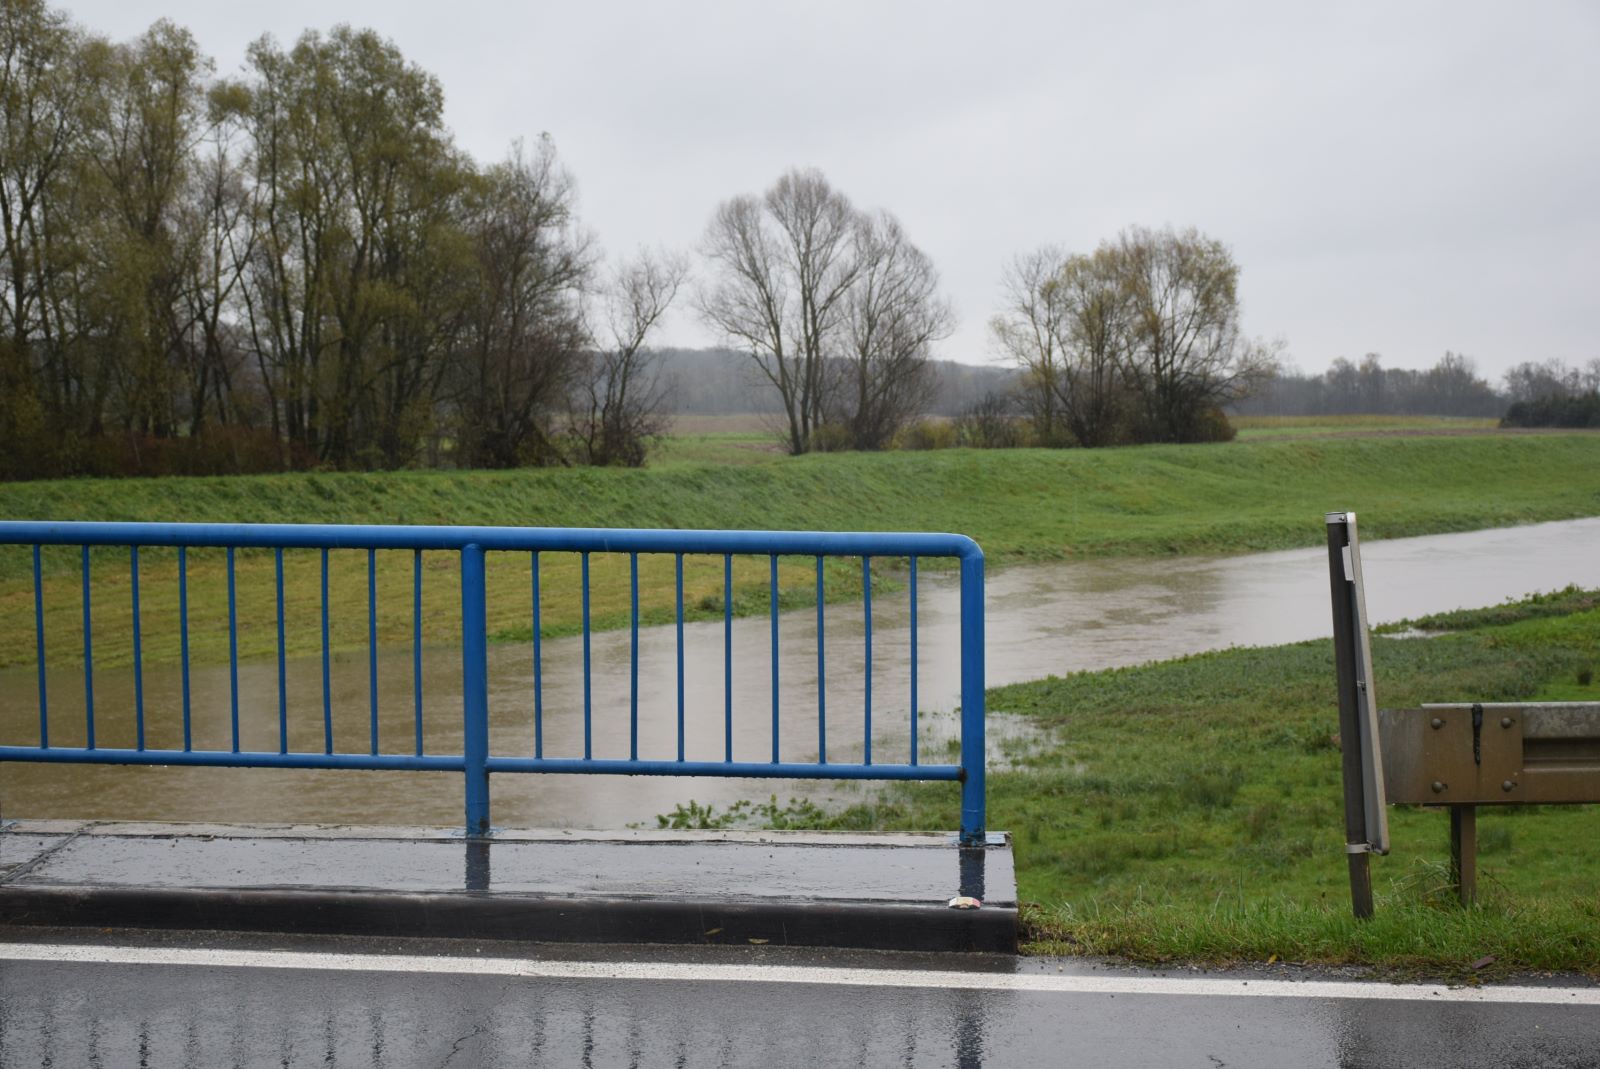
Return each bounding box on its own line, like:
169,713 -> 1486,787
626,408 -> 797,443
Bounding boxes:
662,348 -> 1600,427
655,349 -> 1016,417
1233,353 -> 1600,422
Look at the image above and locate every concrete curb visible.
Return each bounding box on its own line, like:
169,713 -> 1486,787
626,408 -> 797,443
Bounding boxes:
0,885 -> 1018,954
0,821 -> 1018,954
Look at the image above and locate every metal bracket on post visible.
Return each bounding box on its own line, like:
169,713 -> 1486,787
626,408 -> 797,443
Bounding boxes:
1326,511 -> 1390,918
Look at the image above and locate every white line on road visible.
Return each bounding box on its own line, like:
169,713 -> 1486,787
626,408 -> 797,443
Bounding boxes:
3,942 -> 1597,1007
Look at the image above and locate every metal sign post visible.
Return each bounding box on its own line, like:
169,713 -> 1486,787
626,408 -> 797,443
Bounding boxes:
1325,511 -> 1390,918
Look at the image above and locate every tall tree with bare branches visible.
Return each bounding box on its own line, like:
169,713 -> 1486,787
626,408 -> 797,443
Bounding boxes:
698,168 -> 861,455
836,211 -> 951,449
568,249 -> 687,466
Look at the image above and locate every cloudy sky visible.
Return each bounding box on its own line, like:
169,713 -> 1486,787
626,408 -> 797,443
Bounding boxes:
62,0 -> 1600,380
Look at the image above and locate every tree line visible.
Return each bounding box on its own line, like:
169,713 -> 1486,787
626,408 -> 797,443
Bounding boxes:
1499,358 -> 1600,429
1233,354 -> 1600,423
12,4 -> 1571,480
1233,352 -> 1502,418
1,3 -> 684,478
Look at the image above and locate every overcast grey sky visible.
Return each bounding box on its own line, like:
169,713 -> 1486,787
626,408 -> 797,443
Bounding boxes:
61,0 -> 1600,379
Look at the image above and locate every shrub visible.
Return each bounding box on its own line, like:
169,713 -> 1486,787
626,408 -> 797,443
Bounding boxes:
894,418 -> 957,451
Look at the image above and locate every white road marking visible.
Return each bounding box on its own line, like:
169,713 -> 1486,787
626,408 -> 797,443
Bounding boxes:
2,942 -> 1597,1006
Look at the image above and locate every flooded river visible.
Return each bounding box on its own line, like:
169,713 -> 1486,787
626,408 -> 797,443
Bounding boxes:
3,518 -> 1597,828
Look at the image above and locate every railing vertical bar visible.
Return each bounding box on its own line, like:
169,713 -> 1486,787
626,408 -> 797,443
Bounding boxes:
130,547 -> 145,751
32,545 -> 47,748
723,553 -> 733,763
675,553 -> 686,762
227,546 -> 240,753
179,546 -> 191,751
80,546 -> 94,749
959,549 -> 988,844
460,544 -> 490,836
816,555 -> 826,764
909,555 -> 919,767
275,548 -> 287,755
862,556 -> 872,766
367,547 -> 378,756
320,547 -> 332,754
769,553 -> 780,763
629,552 -> 639,761
581,551 -> 592,761
531,551 -> 543,758
413,550 -> 423,758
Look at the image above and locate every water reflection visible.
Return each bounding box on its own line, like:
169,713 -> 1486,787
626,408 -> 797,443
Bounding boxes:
0,966 -> 1015,1067
2,518 -> 1597,828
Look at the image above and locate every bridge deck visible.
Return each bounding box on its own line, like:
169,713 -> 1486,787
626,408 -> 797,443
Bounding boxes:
0,820 -> 1015,953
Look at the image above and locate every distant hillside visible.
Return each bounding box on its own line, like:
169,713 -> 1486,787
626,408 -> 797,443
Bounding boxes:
654,348 -> 1019,417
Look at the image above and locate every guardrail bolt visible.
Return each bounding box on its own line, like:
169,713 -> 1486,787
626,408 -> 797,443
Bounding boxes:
1500,717 -> 1513,728
1431,780 -> 1446,793
1430,718 -> 1444,729
1502,780 -> 1516,792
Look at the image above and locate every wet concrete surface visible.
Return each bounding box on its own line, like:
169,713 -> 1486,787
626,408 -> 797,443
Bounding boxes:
1,929 -> 1596,1068
0,820 -> 1016,953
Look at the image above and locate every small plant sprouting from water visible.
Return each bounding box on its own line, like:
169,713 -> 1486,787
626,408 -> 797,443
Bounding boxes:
655,795 -> 830,831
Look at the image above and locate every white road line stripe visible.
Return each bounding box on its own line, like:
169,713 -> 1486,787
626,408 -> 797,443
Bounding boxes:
2,943 -> 1597,1006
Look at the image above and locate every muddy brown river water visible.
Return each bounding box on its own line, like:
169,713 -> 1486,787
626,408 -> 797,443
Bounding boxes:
2,518 -> 1597,828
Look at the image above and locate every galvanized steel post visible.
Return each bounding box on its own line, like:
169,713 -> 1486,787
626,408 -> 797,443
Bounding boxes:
460,544 -> 491,836
1326,512 -> 1375,918
959,546 -> 987,845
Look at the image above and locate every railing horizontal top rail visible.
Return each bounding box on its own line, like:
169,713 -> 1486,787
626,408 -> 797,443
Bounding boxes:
0,521 -> 983,561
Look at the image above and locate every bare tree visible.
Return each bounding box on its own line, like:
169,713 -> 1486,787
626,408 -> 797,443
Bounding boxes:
990,245 -> 1130,446
1114,225 -> 1276,442
1503,358 -> 1584,403
452,139 -> 592,468
568,249 -> 687,466
698,168 -> 861,455
989,247 -> 1072,445
834,211 -> 951,450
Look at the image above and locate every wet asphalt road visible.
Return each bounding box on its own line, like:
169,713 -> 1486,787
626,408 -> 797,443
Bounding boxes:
1,932 -> 1597,1068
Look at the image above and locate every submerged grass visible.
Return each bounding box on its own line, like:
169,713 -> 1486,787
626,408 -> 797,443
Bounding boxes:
800,590 -> 1600,976
3,433 -> 1599,671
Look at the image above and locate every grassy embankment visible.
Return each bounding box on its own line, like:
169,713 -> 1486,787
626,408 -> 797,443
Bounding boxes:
779,588 -> 1600,977
1230,414 -> 1500,439
2,431 -> 1599,672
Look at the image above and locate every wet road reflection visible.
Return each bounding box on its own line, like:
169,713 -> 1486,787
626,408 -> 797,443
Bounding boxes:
5,950 -> 1596,1067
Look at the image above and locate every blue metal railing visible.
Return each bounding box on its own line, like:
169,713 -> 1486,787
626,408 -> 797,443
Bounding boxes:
0,522 -> 987,842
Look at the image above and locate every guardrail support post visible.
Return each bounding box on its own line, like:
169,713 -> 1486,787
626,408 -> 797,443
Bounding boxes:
461,544 -> 491,836
959,550 -> 987,845
1326,513 -> 1376,918
1450,805 -> 1477,906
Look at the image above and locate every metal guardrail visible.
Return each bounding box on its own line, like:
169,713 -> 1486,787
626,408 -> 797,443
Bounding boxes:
0,522 -> 987,842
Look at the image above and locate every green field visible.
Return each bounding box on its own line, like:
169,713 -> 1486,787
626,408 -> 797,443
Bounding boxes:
3,431 -> 1599,670
1230,414 -> 1501,439
783,588 -> 1600,977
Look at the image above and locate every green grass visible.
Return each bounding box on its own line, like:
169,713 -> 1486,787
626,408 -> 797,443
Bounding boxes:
797,590 -> 1600,977
3,433 -> 1599,671
1231,414 -> 1501,439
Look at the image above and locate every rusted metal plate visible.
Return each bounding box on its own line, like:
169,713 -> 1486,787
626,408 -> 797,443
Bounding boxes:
1380,704 -> 1600,805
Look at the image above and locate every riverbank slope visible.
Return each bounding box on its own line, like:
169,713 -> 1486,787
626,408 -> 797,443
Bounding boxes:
7,433 -> 1600,559
4,433 -> 1599,670
814,588 -> 1600,977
